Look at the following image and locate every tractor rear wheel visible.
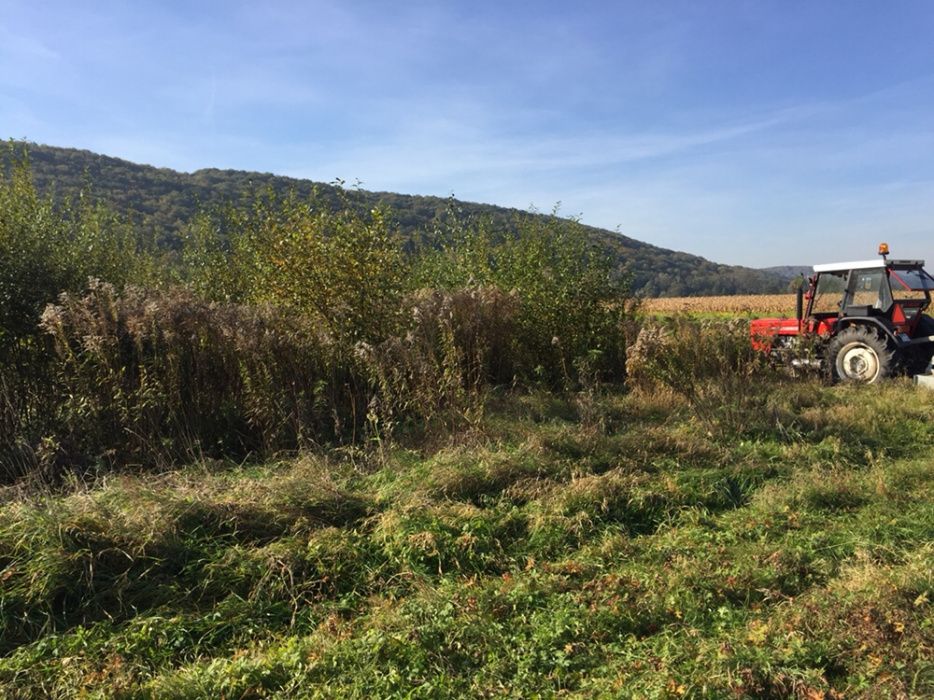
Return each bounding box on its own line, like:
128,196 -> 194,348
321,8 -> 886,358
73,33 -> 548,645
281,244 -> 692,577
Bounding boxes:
827,326 -> 894,384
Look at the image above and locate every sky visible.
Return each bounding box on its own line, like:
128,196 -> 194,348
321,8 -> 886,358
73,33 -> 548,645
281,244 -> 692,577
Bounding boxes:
2,0 -> 934,268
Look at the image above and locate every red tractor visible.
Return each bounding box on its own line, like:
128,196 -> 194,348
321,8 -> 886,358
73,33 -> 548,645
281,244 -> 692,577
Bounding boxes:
750,244 -> 934,384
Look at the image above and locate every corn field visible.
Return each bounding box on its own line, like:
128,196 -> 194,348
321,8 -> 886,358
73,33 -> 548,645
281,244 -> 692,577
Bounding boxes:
642,293 -> 796,315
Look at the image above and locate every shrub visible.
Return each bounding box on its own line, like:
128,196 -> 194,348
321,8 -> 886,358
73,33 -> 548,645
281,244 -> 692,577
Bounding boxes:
413,207 -> 634,384
182,188 -> 407,346
0,146 -> 148,358
183,192 -> 637,388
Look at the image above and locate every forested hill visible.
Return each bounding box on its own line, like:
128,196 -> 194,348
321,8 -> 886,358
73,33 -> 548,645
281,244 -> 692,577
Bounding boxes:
11,142 -> 789,296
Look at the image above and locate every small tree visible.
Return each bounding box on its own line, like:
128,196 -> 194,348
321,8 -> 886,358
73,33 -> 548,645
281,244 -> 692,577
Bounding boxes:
0,145 -> 146,358
413,206 -> 633,383
182,187 -> 408,345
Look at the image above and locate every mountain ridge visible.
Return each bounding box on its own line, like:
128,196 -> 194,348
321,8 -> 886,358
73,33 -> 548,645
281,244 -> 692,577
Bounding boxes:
7,142 -> 791,296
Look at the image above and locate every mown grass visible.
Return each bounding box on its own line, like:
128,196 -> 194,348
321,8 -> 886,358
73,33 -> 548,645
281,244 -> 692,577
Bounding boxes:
0,379 -> 932,698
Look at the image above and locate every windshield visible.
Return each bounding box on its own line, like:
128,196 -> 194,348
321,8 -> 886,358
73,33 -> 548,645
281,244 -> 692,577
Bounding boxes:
889,267 -> 933,303
890,267 -> 934,291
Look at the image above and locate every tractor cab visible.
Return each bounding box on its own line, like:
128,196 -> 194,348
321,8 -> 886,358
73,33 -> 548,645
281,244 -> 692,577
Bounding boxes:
751,244 -> 934,383
805,258 -> 934,338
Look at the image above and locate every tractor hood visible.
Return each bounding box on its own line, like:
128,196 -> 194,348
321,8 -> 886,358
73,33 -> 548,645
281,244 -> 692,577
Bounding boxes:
750,317 -> 800,336
749,318 -> 798,335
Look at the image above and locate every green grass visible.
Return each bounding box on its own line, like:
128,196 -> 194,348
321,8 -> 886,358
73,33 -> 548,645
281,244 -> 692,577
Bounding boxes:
0,379 -> 932,698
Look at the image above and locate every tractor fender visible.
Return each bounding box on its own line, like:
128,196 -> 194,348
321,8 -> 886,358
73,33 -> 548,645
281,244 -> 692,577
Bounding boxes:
913,314 -> 934,346
831,317 -> 901,346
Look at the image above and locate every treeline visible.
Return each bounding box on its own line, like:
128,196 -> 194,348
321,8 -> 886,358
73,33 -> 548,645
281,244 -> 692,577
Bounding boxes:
10,142 -> 790,297
1,155 -> 636,481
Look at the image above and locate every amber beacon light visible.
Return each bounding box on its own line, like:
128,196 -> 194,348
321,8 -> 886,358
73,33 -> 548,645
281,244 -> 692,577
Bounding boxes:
878,242 -> 890,257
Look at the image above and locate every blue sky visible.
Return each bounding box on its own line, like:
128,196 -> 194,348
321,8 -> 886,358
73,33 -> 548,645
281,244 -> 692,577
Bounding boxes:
2,0 -> 934,267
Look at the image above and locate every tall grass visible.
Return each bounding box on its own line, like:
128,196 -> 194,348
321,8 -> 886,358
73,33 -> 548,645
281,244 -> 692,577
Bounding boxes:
37,282 -> 345,469
626,316 -> 777,435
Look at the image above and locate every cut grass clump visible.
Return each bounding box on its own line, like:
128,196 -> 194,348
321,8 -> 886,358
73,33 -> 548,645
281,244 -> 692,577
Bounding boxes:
0,459 -> 377,652
375,501 -> 528,577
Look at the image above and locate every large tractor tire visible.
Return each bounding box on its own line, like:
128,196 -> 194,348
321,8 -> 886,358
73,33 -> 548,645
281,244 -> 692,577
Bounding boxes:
826,325 -> 894,384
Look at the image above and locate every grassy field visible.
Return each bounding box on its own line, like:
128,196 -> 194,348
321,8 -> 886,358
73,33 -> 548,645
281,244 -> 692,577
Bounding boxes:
1,378 -> 931,698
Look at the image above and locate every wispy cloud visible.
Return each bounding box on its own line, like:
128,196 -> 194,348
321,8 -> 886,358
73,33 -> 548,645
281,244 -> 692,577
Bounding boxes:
0,25 -> 59,62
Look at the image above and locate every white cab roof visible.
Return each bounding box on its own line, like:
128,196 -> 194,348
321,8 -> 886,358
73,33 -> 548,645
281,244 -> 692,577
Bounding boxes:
813,259 -> 886,273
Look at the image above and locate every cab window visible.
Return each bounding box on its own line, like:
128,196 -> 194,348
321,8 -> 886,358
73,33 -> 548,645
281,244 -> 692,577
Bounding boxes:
811,272 -> 847,314
847,269 -> 891,310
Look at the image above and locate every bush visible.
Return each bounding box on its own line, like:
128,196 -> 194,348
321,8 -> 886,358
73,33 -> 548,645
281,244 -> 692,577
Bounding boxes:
182,188 -> 407,345
183,192 -> 637,388
0,146 -> 148,358
413,207 -> 634,383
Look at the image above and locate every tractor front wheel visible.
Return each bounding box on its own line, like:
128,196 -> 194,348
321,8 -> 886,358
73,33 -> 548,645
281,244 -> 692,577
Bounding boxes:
827,326 -> 894,384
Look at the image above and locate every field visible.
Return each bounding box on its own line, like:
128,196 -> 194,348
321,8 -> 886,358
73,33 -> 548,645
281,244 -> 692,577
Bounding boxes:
1,379 -> 932,698
642,294 -> 797,316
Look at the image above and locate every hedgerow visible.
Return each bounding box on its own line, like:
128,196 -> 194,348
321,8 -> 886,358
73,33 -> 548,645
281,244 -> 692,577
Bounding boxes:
1,162 -> 635,481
